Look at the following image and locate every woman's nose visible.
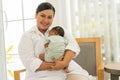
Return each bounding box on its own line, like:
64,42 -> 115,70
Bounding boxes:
44,17 -> 48,22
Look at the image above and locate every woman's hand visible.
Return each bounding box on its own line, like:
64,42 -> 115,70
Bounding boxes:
51,60 -> 66,70
36,61 -> 55,71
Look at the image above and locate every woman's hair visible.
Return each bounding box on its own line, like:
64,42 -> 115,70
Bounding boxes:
50,26 -> 64,37
36,2 -> 55,15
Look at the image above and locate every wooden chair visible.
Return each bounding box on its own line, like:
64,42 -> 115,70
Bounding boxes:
14,37 -> 104,80
74,37 -> 104,80
14,69 -> 26,80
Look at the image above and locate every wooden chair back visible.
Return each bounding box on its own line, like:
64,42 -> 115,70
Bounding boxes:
74,37 -> 104,80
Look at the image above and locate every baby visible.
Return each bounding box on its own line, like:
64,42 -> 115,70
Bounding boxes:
39,26 -> 69,73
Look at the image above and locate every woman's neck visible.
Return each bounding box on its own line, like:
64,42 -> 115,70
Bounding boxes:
39,29 -> 47,35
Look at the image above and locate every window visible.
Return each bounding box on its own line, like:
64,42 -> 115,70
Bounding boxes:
2,0 -> 45,79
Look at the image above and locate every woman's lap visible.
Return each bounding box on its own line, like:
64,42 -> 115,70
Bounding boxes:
66,74 -> 89,80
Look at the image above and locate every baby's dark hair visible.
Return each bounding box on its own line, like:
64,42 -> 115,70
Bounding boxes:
36,2 -> 55,16
51,26 -> 64,37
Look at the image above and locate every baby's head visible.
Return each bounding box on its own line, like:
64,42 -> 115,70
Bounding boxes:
49,26 -> 64,37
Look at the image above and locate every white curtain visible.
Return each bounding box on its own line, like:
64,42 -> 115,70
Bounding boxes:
0,0 -> 7,79
47,0 -> 120,62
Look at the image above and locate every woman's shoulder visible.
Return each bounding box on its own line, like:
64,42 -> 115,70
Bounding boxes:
21,26 -> 37,38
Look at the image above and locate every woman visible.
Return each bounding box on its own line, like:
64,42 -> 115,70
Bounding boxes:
18,2 -> 90,80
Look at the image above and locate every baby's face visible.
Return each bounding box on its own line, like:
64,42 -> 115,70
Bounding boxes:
49,30 -> 56,36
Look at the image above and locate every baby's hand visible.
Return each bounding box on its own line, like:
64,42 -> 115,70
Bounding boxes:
39,53 -> 45,61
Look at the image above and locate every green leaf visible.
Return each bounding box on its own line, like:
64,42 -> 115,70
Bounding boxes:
7,70 -> 13,77
6,45 -> 13,54
7,55 -> 13,60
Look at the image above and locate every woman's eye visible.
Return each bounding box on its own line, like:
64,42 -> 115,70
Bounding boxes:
40,15 -> 45,18
48,16 -> 53,19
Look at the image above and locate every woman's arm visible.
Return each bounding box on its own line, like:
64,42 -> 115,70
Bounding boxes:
37,50 -> 75,71
19,32 -> 55,72
51,49 -> 75,70
63,49 -> 75,66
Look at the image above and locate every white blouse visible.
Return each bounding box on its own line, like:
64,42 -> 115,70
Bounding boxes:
18,25 -> 89,80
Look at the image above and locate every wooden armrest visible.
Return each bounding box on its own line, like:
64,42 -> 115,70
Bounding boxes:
14,69 -> 26,80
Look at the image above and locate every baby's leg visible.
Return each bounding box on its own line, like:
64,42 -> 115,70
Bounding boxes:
66,74 -> 89,80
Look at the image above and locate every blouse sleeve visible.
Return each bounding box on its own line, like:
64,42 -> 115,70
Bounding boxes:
18,32 -> 42,72
63,28 -> 80,58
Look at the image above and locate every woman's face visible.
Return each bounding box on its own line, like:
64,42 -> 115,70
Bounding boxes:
35,9 -> 54,33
